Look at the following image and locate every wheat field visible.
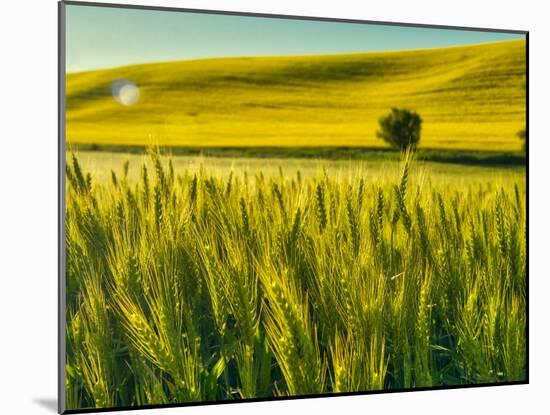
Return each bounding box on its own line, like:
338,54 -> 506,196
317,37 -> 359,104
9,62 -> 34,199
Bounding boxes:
64,150 -> 526,410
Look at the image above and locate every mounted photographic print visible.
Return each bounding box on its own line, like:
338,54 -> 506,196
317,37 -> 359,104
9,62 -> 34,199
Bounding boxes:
59,1 -> 528,413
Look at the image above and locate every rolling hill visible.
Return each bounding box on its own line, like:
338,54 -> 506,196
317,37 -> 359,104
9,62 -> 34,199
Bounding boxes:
66,39 -> 526,151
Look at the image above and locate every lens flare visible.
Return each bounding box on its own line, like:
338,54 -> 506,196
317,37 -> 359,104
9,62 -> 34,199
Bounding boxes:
111,79 -> 140,106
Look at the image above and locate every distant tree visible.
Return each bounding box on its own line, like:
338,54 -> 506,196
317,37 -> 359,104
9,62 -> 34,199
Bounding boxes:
377,108 -> 422,151
517,128 -> 526,151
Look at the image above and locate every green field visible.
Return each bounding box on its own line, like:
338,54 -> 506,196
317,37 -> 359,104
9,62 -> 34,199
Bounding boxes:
65,152 -> 526,410
66,40 -> 526,151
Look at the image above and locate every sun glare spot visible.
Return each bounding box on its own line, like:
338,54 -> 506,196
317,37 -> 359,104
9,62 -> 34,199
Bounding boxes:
111,79 -> 140,106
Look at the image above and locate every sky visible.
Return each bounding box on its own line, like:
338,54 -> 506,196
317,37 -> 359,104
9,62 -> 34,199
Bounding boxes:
65,3 -> 525,73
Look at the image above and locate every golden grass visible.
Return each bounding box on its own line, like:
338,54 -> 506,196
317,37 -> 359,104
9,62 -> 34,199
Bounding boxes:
66,40 -> 526,151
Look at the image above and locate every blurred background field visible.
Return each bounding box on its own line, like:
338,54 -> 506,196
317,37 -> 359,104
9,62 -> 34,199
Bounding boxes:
66,40 -> 526,153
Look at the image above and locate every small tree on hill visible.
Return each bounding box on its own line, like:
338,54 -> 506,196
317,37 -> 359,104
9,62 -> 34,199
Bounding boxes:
377,108 -> 422,151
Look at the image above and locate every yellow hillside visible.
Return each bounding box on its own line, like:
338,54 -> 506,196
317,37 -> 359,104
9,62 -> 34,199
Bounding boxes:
66,39 -> 526,151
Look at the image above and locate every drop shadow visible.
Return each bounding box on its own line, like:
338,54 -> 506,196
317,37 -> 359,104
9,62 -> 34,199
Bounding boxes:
34,398 -> 57,412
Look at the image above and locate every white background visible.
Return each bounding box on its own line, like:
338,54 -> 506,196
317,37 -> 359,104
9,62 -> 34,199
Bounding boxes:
0,0 -> 546,414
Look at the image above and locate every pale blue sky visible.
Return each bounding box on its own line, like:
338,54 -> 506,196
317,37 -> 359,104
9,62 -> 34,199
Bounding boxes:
65,3 -> 525,73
